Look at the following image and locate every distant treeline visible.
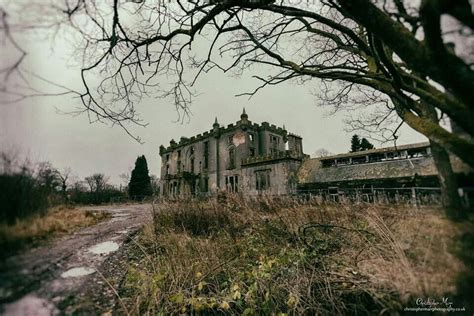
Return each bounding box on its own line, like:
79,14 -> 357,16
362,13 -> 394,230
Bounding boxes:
0,152 -> 126,224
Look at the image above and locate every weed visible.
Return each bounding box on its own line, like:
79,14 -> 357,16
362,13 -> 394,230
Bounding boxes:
120,195 -> 470,315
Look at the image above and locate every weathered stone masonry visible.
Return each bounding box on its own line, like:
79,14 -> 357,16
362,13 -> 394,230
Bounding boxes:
160,112 -> 473,197
159,109 -> 305,197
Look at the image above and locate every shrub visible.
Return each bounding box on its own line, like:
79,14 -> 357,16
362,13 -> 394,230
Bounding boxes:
69,187 -> 125,205
0,168 -> 49,224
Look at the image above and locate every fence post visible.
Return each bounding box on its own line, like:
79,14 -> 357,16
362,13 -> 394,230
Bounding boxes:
411,187 -> 418,207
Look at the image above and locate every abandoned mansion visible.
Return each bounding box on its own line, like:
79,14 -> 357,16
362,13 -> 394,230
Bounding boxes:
159,109 -> 472,197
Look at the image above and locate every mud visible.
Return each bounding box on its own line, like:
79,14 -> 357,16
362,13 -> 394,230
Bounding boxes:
0,204 -> 151,315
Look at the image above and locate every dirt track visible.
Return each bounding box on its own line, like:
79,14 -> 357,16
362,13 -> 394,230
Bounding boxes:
0,204 -> 152,315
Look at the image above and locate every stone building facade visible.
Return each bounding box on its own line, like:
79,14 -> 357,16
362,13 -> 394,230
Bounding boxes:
160,113 -> 473,199
159,109 -> 305,197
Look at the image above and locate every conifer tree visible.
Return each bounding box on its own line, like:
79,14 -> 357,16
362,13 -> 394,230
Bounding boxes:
128,155 -> 152,199
360,138 -> 375,151
350,135 -> 361,153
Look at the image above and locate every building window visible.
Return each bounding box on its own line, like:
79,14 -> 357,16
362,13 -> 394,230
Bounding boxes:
250,148 -> 256,157
166,165 -> 169,175
203,141 -> 209,169
188,147 -> 195,173
249,133 -> 255,142
177,150 -> 182,173
228,147 -> 236,169
270,135 -> 279,154
228,135 -> 234,145
166,154 -> 170,162
225,175 -> 239,193
256,170 -> 271,191
203,178 -> 209,192
170,181 -> 180,196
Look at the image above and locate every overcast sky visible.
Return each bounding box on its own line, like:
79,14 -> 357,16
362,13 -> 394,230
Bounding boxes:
0,11 -> 426,186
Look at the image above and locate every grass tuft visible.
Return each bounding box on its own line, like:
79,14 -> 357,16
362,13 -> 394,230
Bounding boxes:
120,195 -> 470,315
0,205 -> 110,257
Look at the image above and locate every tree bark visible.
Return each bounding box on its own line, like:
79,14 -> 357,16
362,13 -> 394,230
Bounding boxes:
391,97 -> 465,219
430,141 -> 465,220
420,103 -> 465,220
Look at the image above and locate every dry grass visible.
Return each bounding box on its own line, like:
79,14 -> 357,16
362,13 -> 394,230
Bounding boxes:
120,195 -> 471,315
0,205 -> 110,256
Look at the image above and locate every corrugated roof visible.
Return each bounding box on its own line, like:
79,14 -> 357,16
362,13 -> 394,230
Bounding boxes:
319,142 -> 430,161
299,147 -> 471,184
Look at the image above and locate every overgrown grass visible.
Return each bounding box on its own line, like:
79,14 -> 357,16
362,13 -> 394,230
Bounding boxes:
120,195 -> 472,315
0,205 -> 110,256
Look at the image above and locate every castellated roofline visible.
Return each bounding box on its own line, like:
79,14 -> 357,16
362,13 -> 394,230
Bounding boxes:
159,116 -> 290,154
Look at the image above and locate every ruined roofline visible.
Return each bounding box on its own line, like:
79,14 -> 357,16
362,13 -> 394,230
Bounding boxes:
318,142 -> 431,161
288,132 -> 302,139
159,118 -> 290,155
241,150 -> 304,166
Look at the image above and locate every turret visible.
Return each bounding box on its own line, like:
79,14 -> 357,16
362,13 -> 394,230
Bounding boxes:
213,117 -> 220,130
240,107 -> 248,121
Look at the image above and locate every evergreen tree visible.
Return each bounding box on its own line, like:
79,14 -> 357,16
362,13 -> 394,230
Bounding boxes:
350,135 -> 361,152
360,138 -> 375,151
128,155 -> 153,199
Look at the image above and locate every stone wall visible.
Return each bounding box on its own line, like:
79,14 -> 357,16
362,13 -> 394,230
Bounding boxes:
159,111 -> 303,197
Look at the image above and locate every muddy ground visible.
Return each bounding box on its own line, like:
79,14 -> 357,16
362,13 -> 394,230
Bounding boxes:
0,204 -> 152,315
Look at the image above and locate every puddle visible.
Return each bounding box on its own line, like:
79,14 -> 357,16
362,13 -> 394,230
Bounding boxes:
61,267 -> 95,278
112,213 -> 130,217
2,295 -> 59,316
88,241 -> 119,255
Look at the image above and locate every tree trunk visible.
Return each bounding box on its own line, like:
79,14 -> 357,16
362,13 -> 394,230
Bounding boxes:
430,141 -> 465,220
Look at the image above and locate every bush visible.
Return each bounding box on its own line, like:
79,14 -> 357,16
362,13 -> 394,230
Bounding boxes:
0,171 -> 49,225
69,187 -> 125,205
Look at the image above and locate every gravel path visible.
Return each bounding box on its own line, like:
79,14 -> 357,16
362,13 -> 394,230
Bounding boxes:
0,204 -> 152,315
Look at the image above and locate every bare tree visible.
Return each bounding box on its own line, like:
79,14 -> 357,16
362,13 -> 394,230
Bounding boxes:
150,174 -> 160,195
57,167 -> 72,198
312,148 -> 333,158
36,162 -> 60,193
84,173 -> 109,194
